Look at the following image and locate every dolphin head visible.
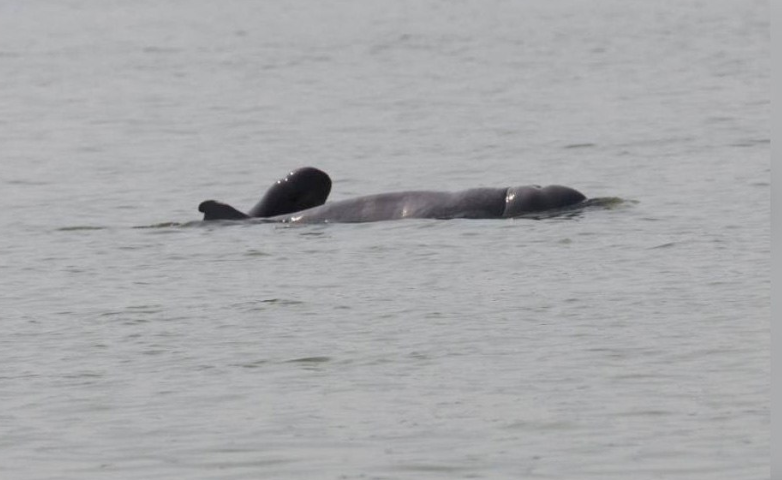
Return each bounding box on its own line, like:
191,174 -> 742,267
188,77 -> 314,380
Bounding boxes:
503,185 -> 586,217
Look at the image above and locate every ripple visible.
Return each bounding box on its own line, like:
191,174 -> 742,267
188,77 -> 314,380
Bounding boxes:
6,179 -> 50,185
511,197 -> 629,220
583,197 -> 632,209
390,463 -> 477,474
141,46 -> 182,54
730,138 -> 770,147
503,420 -> 577,431
236,359 -> 269,369
99,305 -> 163,318
55,226 -> 108,231
259,298 -> 305,306
133,222 -> 184,229
615,409 -> 673,417
245,249 -> 270,257
284,356 -> 331,364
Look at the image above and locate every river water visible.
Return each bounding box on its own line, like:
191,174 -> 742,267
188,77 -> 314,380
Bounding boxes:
0,0 -> 769,478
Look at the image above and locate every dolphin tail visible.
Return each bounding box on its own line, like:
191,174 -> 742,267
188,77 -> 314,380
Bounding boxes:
198,200 -> 250,221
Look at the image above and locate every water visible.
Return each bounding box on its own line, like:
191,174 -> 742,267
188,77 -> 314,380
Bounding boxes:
0,0 -> 769,478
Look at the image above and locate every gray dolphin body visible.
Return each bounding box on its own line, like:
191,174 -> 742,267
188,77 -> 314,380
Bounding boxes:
198,167 -> 587,223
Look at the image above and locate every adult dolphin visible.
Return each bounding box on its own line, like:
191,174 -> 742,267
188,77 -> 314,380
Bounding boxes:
198,167 -> 587,223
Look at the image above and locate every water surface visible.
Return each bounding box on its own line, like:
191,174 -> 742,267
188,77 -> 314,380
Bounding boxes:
0,0 -> 769,478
